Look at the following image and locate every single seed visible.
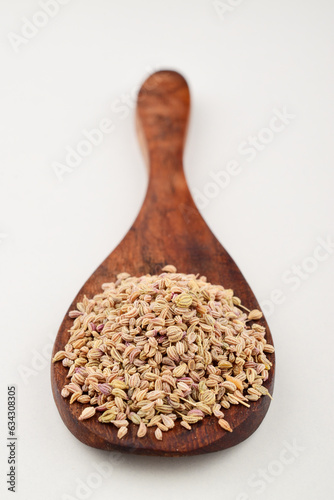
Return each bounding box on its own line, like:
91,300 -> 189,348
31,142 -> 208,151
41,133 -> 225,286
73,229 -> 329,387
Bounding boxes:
248,309 -> 263,321
137,422 -> 147,438
78,407 -> 96,420
117,426 -> 128,439
155,427 -> 163,440
218,418 -> 232,432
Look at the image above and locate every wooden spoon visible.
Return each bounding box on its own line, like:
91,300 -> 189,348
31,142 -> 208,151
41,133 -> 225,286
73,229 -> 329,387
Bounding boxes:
51,70 -> 275,456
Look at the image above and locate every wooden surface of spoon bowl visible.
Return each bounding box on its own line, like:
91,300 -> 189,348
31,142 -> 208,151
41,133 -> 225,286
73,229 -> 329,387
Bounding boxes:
51,70 -> 275,456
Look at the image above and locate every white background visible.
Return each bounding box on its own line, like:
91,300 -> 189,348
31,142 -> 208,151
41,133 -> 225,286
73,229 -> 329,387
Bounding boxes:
1,1 -> 333,499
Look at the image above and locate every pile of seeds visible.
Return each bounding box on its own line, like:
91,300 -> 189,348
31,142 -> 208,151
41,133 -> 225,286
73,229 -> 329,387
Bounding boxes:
53,265 -> 274,441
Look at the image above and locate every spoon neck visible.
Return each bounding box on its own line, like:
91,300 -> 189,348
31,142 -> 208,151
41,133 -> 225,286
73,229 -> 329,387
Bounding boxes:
145,150 -> 191,207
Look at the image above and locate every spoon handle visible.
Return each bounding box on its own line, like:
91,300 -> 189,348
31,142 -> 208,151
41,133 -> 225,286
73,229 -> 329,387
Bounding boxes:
136,70 -> 190,179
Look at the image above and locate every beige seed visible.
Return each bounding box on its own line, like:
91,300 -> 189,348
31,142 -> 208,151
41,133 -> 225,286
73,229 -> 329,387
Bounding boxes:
112,420 -> 129,428
222,381 -> 237,392
248,309 -> 263,321
181,421 -> 192,430
78,407 -> 96,420
253,384 -> 273,399
157,422 -> 169,432
162,265 -> 177,273
111,388 -> 128,399
52,351 -> 67,362
129,412 -> 141,425
61,388 -> 70,398
111,380 -> 129,390
147,415 -> 162,427
246,394 -> 259,402
99,411 -> 117,423
137,422 -> 147,438
69,391 -> 81,404
218,419 -> 232,432
117,426 -> 128,439
218,360 -> 233,369
225,375 -> 244,392
155,428 -> 163,440
77,394 -> 92,404
175,293 -> 193,308
232,296 -> 241,306
161,415 -> 175,429
173,364 -> 187,378
263,343 -> 275,354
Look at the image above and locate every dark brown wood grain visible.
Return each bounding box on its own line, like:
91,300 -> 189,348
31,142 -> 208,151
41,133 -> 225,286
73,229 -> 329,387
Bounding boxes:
51,70 -> 275,456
